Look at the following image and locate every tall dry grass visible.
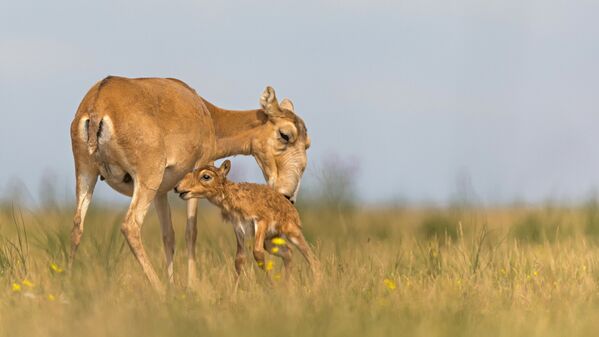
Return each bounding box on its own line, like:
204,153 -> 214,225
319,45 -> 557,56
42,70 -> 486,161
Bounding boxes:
1,196 -> 599,337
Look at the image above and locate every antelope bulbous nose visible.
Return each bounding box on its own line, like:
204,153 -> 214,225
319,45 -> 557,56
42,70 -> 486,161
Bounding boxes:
284,194 -> 295,204
174,186 -> 179,193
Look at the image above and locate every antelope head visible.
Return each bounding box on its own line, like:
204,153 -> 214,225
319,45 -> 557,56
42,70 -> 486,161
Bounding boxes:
253,87 -> 310,204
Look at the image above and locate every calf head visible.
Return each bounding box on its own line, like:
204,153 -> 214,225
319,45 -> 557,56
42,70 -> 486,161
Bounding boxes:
176,160 -> 231,200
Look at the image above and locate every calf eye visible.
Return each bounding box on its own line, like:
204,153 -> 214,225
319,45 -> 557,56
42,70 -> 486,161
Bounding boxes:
279,131 -> 290,143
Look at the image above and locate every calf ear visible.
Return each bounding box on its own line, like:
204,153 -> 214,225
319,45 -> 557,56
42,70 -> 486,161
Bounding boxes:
260,86 -> 282,117
220,160 -> 231,177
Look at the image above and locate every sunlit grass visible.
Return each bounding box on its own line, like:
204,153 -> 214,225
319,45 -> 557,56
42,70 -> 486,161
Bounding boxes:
2,201 -> 599,337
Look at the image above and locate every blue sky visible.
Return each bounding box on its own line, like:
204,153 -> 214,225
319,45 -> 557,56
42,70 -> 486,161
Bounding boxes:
1,0 -> 598,205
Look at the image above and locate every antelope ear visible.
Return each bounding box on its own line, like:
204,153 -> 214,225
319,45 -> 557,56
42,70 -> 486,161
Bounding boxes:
260,86 -> 281,116
279,98 -> 294,112
219,160 -> 231,177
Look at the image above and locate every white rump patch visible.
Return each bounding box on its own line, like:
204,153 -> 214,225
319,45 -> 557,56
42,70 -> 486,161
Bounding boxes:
78,118 -> 89,142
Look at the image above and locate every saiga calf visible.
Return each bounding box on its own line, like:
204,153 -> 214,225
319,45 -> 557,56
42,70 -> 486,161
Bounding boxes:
175,160 -> 320,281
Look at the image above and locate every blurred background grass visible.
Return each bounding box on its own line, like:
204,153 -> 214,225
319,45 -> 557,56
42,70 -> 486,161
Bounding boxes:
2,165 -> 599,337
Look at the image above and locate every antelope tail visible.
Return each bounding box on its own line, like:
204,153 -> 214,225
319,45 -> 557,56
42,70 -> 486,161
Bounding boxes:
86,76 -> 113,155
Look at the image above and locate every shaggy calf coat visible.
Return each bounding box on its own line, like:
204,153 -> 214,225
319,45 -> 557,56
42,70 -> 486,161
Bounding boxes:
175,160 -> 319,280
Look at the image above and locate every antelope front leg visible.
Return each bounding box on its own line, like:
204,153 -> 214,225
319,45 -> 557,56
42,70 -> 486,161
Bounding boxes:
154,193 -> 175,285
185,198 -> 199,287
121,184 -> 164,295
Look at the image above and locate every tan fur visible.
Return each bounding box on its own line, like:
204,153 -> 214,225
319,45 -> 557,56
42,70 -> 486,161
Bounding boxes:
176,160 -> 320,281
69,76 -> 310,293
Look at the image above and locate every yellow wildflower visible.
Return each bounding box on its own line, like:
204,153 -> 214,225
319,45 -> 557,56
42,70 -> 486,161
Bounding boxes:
271,247 -> 279,253
271,237 -> 286,246
266,261 -> 274,271
50,263 -> 64,273
257,261 -> 264,267
47,294 -> 56,301
533,270 -> 538,277
11,283 -> 21,292
22,279 -> 34,288
383,278 -> 396,291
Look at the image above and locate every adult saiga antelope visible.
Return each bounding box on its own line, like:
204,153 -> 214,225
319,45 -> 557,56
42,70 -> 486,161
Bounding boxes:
69,76 -> 310,293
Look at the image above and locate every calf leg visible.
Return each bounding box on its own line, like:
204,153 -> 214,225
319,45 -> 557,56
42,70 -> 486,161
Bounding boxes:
287,231 -> 321,281
264,238 -> 293,279
252,221 -> 270,281
234,225 -> 247,276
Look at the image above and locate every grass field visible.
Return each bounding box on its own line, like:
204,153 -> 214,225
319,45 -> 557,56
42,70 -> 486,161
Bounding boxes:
2,196 -> 599,337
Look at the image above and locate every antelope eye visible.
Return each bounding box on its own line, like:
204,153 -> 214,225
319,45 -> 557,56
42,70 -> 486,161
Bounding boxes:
279,131 -> 290,143
201,174 -> 211,181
